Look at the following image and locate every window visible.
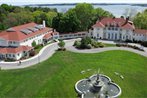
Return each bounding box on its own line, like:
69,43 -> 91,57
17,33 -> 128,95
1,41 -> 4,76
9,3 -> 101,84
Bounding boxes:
108,33 -> 110,39
97,33 -> 99,37
112,27 -> 114,30
111,33 -> 113,39
115,33 -> 117,39
126,35 -> 128,39
9,41 -> 12,44
119,34 -> 122,39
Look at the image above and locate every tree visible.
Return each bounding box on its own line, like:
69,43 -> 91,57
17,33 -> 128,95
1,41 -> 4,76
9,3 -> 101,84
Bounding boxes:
52,3 -> 113,33
0,4 -> 57,30
74,3 -> 95,31
133,10 -> 147,29
81,36 -> 92,48
46,12 -> 57,27
58,40 -> 65,49
52,13 -> 63,31
32,41 -> 37,47
65,9 -> 81,32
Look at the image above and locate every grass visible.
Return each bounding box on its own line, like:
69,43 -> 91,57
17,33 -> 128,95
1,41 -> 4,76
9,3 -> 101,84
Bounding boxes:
0,50 -> 146,98
35,45 -> 43,53
104,43 -> 116,47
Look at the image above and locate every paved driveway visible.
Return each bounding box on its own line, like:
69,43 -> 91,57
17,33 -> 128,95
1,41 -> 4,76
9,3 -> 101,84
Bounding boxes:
0,38 -> 147,70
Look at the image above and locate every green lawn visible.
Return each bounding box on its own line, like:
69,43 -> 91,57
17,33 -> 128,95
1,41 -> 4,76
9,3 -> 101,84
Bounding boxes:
104,43 -> 116,47
0,50 -> 146,98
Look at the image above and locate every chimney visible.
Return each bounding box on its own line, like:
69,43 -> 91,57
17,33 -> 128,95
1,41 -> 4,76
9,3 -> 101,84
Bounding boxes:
43,20 -> 46,28
126,17 -> 129,21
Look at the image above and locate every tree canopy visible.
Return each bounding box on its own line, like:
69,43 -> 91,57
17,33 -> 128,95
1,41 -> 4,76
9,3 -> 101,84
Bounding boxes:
133,10 -> 147,29
0,4 -> 57,30
52,3 -> 113,33
0,3 -> 113,33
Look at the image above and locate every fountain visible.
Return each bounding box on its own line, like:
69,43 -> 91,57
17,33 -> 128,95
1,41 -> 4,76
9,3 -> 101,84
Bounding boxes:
90,74 -> 104,93
75,73 -> 121,98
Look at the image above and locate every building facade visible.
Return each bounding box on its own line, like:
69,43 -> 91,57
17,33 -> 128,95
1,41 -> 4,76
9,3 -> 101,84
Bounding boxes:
59,31 -> 87,39
0,21 -> 59,60
90,17 -> 147,41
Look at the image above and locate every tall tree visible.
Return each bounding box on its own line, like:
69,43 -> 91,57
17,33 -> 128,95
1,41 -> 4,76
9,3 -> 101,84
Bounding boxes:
133,10 -> 147,29
74,3 -> 95,31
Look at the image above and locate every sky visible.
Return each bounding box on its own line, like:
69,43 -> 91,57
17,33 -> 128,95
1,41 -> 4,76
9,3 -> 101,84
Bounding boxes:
0,0 -> 147,5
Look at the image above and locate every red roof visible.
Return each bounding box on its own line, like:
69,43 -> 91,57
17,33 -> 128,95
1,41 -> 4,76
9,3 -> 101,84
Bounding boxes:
53,31 -> 59,35
134,29 -> 147,34
43,33 -> 52,39
92,17 -> 135,30
100,17 -> 126,27
0,46 -> 34,54
0,22 -> 53,41
92,22 -> 105,28
121,23 -> 135,30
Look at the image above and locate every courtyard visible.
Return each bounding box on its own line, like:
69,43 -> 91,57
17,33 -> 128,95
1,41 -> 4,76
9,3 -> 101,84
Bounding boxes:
0,50 -> 146,98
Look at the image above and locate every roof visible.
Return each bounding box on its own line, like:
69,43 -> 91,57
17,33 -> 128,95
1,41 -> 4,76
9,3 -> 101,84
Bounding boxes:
92,17 -> 135,30
0,46 -> 34,54
100,17 -> 126,26
53,31 -> 59,35
0,22 -> 53,41
43,33 -> 52,39
92,22 -> 105,28
121,23 -> 135,30
134,29 -> 147,34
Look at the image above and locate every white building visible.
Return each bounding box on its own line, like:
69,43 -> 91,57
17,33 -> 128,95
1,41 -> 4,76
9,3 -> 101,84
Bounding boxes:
59,31 -> 87,39
0,21 -> 59,60
89,17 -> 147,42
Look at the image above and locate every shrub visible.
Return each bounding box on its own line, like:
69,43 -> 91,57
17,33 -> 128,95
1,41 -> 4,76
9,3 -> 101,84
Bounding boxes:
75,41 -> 81,48
79,37 -> 92,49
32,41 -> 37,47
86,44 -> 92,49
58,40 -> 66,51
99,42 -> 105,48
125,39 -> 133,43
58,40 -> 65,49
35,45 -> 41,49
30,51 -> 36,56
73,40 -> 79,46
141,41 -> 147,47
91,40 -> 99,48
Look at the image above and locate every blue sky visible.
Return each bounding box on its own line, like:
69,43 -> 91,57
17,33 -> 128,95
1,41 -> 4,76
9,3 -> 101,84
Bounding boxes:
0,0 -> 147,5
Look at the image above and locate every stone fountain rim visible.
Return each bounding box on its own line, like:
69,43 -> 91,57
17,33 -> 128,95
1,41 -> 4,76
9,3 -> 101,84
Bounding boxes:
75,74 -> 122,98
